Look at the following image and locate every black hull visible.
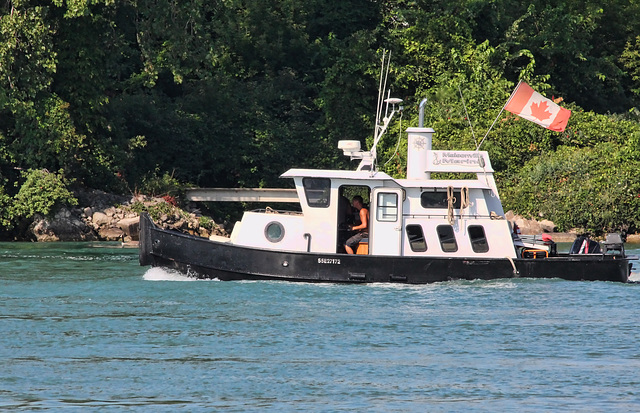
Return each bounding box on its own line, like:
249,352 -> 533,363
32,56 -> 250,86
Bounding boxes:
139,214 -> 633,283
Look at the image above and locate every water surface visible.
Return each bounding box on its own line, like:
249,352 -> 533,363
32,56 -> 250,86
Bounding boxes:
1,242 -> 640,411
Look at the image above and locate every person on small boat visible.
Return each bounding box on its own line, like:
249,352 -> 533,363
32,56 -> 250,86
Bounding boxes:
344,196 -> 369,254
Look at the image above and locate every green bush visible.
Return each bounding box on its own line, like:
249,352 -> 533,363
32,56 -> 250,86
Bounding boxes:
127,198 -> 181,222
12,169 -> 77,220
198,215 -> 214,230
146,201 -> 175,221
139,169 -> 184,199
0,185 -> 12,228
130,200 -> 147,215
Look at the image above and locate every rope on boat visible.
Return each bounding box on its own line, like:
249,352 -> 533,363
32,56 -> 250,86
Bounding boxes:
447,186 -> 456,225
460,186 -> 470,210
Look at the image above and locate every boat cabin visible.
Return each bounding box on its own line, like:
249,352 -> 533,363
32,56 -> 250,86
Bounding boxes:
228,127 -> 521,259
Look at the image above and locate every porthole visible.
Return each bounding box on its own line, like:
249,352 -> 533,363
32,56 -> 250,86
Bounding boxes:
265,221 -> 285,243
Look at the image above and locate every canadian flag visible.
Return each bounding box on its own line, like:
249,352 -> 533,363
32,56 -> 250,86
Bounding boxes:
504,82 -> 571,132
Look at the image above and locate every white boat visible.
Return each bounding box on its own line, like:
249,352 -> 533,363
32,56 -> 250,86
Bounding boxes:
139,93 -> 635,283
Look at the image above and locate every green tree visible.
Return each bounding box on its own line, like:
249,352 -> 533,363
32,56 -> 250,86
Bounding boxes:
470,0 -> 640,112
621,35 -> 640,101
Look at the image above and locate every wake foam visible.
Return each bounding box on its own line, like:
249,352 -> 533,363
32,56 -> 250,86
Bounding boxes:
143,267 -> 196,281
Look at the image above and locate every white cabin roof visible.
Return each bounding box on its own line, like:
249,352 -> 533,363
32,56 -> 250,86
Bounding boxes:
281,169 -> 394,181
281,169 -> 493,190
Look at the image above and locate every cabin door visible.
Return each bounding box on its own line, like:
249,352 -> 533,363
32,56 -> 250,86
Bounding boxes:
370,187 -> 404,256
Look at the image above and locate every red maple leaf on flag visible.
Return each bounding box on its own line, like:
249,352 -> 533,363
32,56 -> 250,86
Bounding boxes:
530,101 -> 552,121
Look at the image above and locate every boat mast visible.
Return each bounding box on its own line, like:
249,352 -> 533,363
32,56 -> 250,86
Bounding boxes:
337,51 -> 403,172
357,52 -> 403,172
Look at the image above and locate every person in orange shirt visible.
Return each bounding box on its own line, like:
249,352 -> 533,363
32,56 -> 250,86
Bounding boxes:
344,195 -> 369,254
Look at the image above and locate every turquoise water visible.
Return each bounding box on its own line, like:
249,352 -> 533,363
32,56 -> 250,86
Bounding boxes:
1,242 -> 640,411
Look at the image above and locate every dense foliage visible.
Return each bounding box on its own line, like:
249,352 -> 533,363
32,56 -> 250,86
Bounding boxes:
2,168 -> 77,229
1,0 -> 640,234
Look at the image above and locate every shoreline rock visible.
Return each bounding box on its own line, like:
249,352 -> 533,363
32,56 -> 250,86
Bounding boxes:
21,189 -> 227,242
505,210 -> 581,243
29,208 -> 98,242
505,210 -> 559,235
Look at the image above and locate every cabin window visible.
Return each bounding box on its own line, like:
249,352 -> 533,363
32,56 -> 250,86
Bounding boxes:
437,225 -> 458,252
421,190 -> 461,209
303,178 -> 331,208
376,192 -> 398,222
468,225 -> 489,253
406,224 -> 427,252
264,221 -> 285,243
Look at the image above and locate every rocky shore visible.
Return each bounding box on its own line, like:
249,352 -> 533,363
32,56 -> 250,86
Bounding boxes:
24,189 -> 227,243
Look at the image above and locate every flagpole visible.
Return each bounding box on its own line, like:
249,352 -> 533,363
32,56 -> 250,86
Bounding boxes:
476,81 -> 523,151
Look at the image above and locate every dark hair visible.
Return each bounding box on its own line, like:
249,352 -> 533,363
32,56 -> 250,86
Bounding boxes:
352,195 -> 363,204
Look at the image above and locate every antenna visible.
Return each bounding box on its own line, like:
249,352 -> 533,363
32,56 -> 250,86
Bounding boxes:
374,51 -> 391,141
366,52 -> 402,171
337,51 -> 403,172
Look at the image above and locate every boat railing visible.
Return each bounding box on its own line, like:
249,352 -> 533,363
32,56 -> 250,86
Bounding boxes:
516,234 -> 552,245
404,213 -> 497,220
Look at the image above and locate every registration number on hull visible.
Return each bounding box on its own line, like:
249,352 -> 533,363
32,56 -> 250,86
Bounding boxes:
318,258 -> 341,265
